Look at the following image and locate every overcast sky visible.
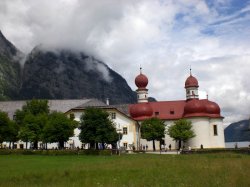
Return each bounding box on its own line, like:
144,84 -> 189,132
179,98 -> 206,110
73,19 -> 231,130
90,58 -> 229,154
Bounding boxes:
0,0 -> 250,125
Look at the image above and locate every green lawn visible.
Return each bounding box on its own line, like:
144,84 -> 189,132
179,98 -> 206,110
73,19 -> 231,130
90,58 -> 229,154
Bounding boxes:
0,153 -> 249,187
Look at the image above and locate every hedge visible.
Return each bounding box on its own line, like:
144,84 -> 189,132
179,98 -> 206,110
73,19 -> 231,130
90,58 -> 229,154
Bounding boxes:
0,149 -> 113,156
181,148 -> 250,155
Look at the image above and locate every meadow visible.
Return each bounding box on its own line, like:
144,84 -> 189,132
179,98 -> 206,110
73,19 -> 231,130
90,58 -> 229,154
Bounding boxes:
0,153 -> 249,187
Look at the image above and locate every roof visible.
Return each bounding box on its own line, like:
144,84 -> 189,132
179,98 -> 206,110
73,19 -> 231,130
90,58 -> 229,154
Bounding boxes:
185,75 -> 199,88
68,103 -> 135,122
129,100 -> 186,120
0,99 -> 100,119
74,99 -> 107,108
129,99 -> 223,121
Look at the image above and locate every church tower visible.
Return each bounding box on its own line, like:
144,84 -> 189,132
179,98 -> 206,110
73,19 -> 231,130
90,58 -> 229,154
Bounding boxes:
135,67 -> 149,103
185,69 -> 199,100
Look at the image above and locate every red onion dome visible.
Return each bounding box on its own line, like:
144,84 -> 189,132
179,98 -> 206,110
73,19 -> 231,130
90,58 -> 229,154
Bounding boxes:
184,99 -> 206,115
135,73 -> 148,89
185,75 -> 199,88
205,100 -> 220,115
130,103 -> 153,118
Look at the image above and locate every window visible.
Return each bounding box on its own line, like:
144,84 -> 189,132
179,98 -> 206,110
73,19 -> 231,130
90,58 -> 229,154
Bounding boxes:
170,108 -> 174,115
111,112 -> 116,119
123,127 -> 128,135
123,143 -> 128,149
213,125 -> 218,136
155,112 -> 159,116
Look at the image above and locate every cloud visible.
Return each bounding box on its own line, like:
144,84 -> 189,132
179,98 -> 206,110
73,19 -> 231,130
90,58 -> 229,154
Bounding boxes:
0,0 -> 250,124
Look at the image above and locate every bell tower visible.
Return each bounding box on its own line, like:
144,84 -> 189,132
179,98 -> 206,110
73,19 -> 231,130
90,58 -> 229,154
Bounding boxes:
135,67 -> 149,103
185,68 -> 199,100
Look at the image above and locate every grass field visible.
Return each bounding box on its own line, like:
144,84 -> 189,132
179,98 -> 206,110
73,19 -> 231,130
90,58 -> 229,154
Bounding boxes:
0,153 -> 249,187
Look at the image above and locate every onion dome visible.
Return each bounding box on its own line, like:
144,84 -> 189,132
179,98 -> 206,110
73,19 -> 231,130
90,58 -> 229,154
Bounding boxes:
184,99 -> 222,118
185,75 -> 199,88
130,103 -> 153,119
205,100 -> 220,115
135,73 -> 148,89
184,99 -> 206,116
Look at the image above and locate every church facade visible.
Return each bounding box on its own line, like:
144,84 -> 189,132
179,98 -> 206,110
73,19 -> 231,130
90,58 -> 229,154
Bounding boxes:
129,69 -> 225,149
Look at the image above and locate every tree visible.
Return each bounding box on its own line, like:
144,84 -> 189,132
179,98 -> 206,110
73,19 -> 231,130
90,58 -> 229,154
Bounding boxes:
141,117 -> 165,151
79,107 -> 119,149
43,112 -> 77,149
18,113 -> 47,149
167,119 -> 195,149
14,99 -> 50,149
0,111 -> 11,143
0,111 -> 19,148
5,120 -> 19,148
15,99 -> 49,126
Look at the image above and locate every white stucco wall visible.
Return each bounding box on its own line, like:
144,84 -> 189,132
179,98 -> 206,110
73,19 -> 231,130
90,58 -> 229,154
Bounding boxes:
209,118 -> 225,148
66,109 -> 138,150
164,121 -> 178,149
187,117 -> 211,148
111,110 -> 138,150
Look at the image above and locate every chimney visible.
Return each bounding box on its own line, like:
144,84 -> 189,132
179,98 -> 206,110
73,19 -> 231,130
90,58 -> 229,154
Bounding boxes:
106,98 -> 109,105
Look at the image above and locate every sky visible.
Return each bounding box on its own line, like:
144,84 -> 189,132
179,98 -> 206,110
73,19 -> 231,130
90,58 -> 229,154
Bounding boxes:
0,0 -> 250,125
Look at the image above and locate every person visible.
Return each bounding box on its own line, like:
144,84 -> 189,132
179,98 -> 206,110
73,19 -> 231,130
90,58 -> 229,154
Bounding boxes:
169,144 -> 171,151
146,145 -> 148,151
235,143 -> 238,149
161,144 -> 165,151
200,144 -> 203,149
143,145 -> 145,150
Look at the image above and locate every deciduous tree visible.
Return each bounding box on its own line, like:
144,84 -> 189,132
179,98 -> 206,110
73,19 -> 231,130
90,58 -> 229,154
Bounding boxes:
79,108 -> 119,149
141,117 -> 165,151
18,113 -> 47,149
0,111 -> 19,148
0,111 -> 11,143
14,99 -> 49,149
167,119 -> 195,149
43,112 -> 77,149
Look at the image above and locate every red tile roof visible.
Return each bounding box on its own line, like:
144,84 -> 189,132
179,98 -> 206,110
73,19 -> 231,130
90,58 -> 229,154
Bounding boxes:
129,100 -> 186,120
129,99 -> 223,121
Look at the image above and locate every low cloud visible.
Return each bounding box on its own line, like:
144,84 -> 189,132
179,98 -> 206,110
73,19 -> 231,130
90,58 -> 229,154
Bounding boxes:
0,0 -> 250,124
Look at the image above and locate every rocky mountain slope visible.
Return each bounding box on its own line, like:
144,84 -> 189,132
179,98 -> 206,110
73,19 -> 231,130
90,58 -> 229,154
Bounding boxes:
0,31 -> 22,100
0,31 -> 138,104
20,46 -> 137,104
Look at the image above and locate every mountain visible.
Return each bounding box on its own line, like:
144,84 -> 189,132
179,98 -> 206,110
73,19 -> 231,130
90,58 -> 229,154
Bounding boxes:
0,31 -> 153,104
0,31 -> 22,100
19,46 -> 137,104
224,119 -> 250,142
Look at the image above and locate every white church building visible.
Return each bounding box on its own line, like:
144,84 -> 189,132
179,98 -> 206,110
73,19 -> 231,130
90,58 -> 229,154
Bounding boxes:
129,69 -> 225,150
0,70 -> 225,150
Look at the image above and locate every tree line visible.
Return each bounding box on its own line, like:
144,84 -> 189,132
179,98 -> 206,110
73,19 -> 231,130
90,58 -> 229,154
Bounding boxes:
0,99 -> 119,149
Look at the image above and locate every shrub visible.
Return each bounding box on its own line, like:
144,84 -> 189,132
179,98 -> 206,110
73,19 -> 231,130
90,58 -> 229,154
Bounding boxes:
0,149 -> 112,155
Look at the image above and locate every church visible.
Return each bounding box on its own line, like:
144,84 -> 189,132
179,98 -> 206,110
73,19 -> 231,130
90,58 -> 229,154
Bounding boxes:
0,69 -> 225,150
129,68 -> 225,149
